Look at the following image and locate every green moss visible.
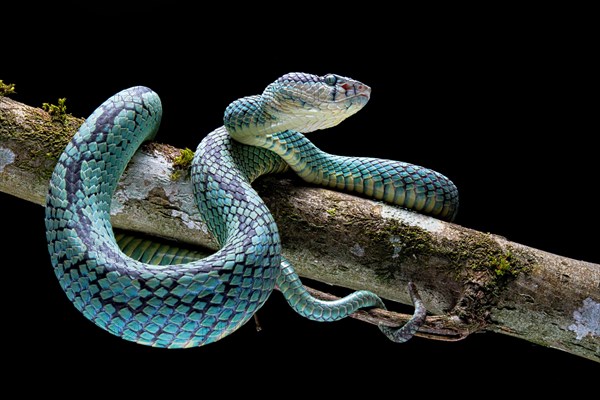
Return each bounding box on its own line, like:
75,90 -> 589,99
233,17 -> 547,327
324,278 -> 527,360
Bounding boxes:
170,170 -> 182,181
490,251 -> 518,277
170,147 -> 194,180
368,221 -> 434,280
434,230 -> 536,323
364,217 -> 535,323
326,208 -> 337,216
42,98 -> 68,123
0,97 -> 84,179
373,221 -> 433,261
0,80 -> 16,97
442,232 -> 532,284
173,147 -> 194,168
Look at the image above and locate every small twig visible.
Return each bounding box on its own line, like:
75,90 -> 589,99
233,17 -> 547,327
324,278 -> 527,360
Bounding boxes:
253,313 -> 263,332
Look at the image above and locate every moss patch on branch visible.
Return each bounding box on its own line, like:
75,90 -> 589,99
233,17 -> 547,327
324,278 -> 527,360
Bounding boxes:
170,147 -> 194,180
441,230 -> 536,324
42,98 -> 68,123
444,231 -> 533,283
0,81 -> 16,97
0,98 -> 84,179
366,218 -> 536,326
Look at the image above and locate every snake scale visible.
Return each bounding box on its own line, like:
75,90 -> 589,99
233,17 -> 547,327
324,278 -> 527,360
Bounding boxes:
45,72 -> 459,348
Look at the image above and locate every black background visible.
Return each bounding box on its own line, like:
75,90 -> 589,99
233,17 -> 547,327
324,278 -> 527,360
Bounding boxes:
3,2 -> 598,392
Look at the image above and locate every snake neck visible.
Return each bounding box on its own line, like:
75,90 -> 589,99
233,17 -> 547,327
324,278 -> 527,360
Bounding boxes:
224,95 -> 288,145
224,94 -> 327,182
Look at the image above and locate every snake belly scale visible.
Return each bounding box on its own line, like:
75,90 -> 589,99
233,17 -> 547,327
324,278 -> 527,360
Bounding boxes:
45,73 -> 458,348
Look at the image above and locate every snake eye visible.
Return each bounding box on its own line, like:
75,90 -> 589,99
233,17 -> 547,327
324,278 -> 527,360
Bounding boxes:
324,74 -> 337,86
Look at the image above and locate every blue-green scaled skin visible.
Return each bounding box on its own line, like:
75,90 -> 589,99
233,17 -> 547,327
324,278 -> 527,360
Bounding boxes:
45,73 -> 458,348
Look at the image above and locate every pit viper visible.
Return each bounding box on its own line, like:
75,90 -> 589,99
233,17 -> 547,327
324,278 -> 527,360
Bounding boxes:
45,72 -> 459,348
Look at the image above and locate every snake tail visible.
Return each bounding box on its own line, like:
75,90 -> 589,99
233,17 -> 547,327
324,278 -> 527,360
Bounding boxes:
378,282 -> 427,343
277,259 -> 425,338
277,257 -> 385,321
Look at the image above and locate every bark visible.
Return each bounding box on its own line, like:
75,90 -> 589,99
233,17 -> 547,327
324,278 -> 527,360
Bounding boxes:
1,96 -> 598,362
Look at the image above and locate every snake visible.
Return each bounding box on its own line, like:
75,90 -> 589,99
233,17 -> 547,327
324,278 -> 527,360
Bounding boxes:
45,72 -> 459,348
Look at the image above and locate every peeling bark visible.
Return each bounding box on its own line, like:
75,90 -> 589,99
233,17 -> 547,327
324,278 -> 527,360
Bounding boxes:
1,96 -> 598,362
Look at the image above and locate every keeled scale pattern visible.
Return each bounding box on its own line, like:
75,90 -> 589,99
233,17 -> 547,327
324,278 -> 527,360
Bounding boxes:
45,87 -> 280,348
264,130 -> 459,221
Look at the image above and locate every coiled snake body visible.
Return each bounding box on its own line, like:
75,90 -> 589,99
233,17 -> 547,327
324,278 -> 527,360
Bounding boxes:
45,73 -> 458,348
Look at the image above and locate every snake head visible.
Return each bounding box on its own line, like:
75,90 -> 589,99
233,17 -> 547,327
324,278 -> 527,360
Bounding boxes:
264,72 -> 371,132
224,72 -> 370,143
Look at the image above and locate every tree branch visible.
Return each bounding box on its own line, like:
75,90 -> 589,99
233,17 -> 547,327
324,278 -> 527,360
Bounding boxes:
1,96 -> 598,362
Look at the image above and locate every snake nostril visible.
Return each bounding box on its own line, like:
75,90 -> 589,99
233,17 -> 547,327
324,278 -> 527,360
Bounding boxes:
357,84 -> 371,97
342,83 -> 369,96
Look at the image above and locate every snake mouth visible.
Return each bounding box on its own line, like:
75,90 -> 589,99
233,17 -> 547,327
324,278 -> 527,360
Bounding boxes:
341,92 -> 371,106
332,91 -> 371,105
